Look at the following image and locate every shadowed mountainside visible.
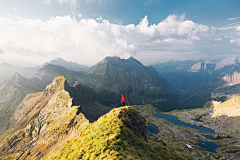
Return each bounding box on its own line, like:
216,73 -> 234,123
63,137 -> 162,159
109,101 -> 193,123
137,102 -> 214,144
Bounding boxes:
84,56 -> 181,111
182,69 -> 240,109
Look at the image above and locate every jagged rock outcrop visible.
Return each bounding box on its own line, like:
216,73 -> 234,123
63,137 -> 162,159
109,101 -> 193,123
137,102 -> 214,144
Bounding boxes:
116,107 -> 147,141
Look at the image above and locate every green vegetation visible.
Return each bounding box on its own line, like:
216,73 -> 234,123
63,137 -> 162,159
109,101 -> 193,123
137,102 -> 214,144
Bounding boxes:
45,106 -> 183,160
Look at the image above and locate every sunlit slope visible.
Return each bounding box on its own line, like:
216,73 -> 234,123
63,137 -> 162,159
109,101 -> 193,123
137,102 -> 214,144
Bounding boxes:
45,106 -> 183,160
211,96 -> 240,117
0,76 -> 89,160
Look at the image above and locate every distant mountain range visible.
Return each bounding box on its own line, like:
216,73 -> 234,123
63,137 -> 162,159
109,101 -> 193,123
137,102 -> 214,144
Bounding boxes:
153,57 -> 240,93
45,58 -> 90,72
0,63 -> 38,82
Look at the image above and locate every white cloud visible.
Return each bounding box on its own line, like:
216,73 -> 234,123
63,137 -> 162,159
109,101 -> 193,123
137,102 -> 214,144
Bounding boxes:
228,16 -> 240,21
0,14 -> 235,66
214,38 -> 221,41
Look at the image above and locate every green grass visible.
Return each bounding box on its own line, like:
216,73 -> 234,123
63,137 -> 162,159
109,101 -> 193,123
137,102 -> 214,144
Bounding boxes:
45,106 -> 184,160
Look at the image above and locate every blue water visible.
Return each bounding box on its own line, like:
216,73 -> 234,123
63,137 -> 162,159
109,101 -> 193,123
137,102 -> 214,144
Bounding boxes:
199,140 -> 220,153
153,114 -> 221,153
202,135 -> 219,141
146,123 -> 159,134
154,114 -> 214,133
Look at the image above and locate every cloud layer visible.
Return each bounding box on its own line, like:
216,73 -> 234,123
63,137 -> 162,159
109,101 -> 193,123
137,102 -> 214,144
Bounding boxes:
0,14 -> 239,66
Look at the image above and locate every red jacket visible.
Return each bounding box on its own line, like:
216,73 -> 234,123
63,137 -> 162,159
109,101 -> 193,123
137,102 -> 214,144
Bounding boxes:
121,95 -> 125,103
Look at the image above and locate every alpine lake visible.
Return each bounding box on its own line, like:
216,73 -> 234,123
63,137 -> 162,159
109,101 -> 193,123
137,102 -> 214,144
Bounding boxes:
132,104 -> 240,160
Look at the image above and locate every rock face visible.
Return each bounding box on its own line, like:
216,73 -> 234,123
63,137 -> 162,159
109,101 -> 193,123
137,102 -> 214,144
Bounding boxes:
116,107 -> 147,141
211,96 -> 240,117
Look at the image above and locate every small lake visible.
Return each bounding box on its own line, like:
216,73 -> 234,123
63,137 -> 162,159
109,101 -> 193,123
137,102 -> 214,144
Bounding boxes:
191,118 -> 201,122
153,113 -> 220,153
199,140 -> 220,153
154,114 -> 214,133
146,123 -> 159,134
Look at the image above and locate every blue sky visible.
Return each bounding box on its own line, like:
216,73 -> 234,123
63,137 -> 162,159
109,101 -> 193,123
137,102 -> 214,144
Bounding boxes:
0,0 -> 240,67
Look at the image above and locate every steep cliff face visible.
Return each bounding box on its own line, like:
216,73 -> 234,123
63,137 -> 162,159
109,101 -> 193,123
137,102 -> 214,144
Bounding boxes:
0,76 -> 89,160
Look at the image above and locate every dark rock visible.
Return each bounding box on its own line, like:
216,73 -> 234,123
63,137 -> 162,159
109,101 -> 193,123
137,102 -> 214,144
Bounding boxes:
117,108 -> 147,141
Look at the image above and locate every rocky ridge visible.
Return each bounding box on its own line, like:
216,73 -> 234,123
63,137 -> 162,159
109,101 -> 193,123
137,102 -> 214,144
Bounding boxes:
0,76 -> 89,159
0,76 -> 183,159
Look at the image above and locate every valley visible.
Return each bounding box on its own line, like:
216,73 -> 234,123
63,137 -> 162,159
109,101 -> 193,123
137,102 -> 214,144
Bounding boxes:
132,104 -> 240,159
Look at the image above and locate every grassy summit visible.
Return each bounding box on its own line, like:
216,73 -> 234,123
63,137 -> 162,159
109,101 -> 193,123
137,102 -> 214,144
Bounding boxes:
45,106 -> 183,160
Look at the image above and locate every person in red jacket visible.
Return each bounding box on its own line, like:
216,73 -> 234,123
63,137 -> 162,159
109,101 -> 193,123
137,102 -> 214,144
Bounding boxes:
121,94 -> 125,106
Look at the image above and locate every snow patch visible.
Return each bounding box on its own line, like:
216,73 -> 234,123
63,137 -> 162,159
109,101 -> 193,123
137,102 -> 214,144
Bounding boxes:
186,144 -> 192,148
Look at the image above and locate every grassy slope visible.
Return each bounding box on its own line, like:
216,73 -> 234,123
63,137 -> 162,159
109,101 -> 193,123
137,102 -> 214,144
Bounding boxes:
45,106 -> 183,160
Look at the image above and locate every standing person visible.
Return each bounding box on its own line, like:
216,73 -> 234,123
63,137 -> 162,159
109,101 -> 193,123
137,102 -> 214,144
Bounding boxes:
121,94 -> 125,106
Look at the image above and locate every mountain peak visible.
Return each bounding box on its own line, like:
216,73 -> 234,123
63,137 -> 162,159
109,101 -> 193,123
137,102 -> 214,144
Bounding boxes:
215,57 -> 240,70
11,72 -> 22,77
45,58 -> 90,72
42,76 -> 68,96
105,56 -> 121,62
1,62 -> 12,67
